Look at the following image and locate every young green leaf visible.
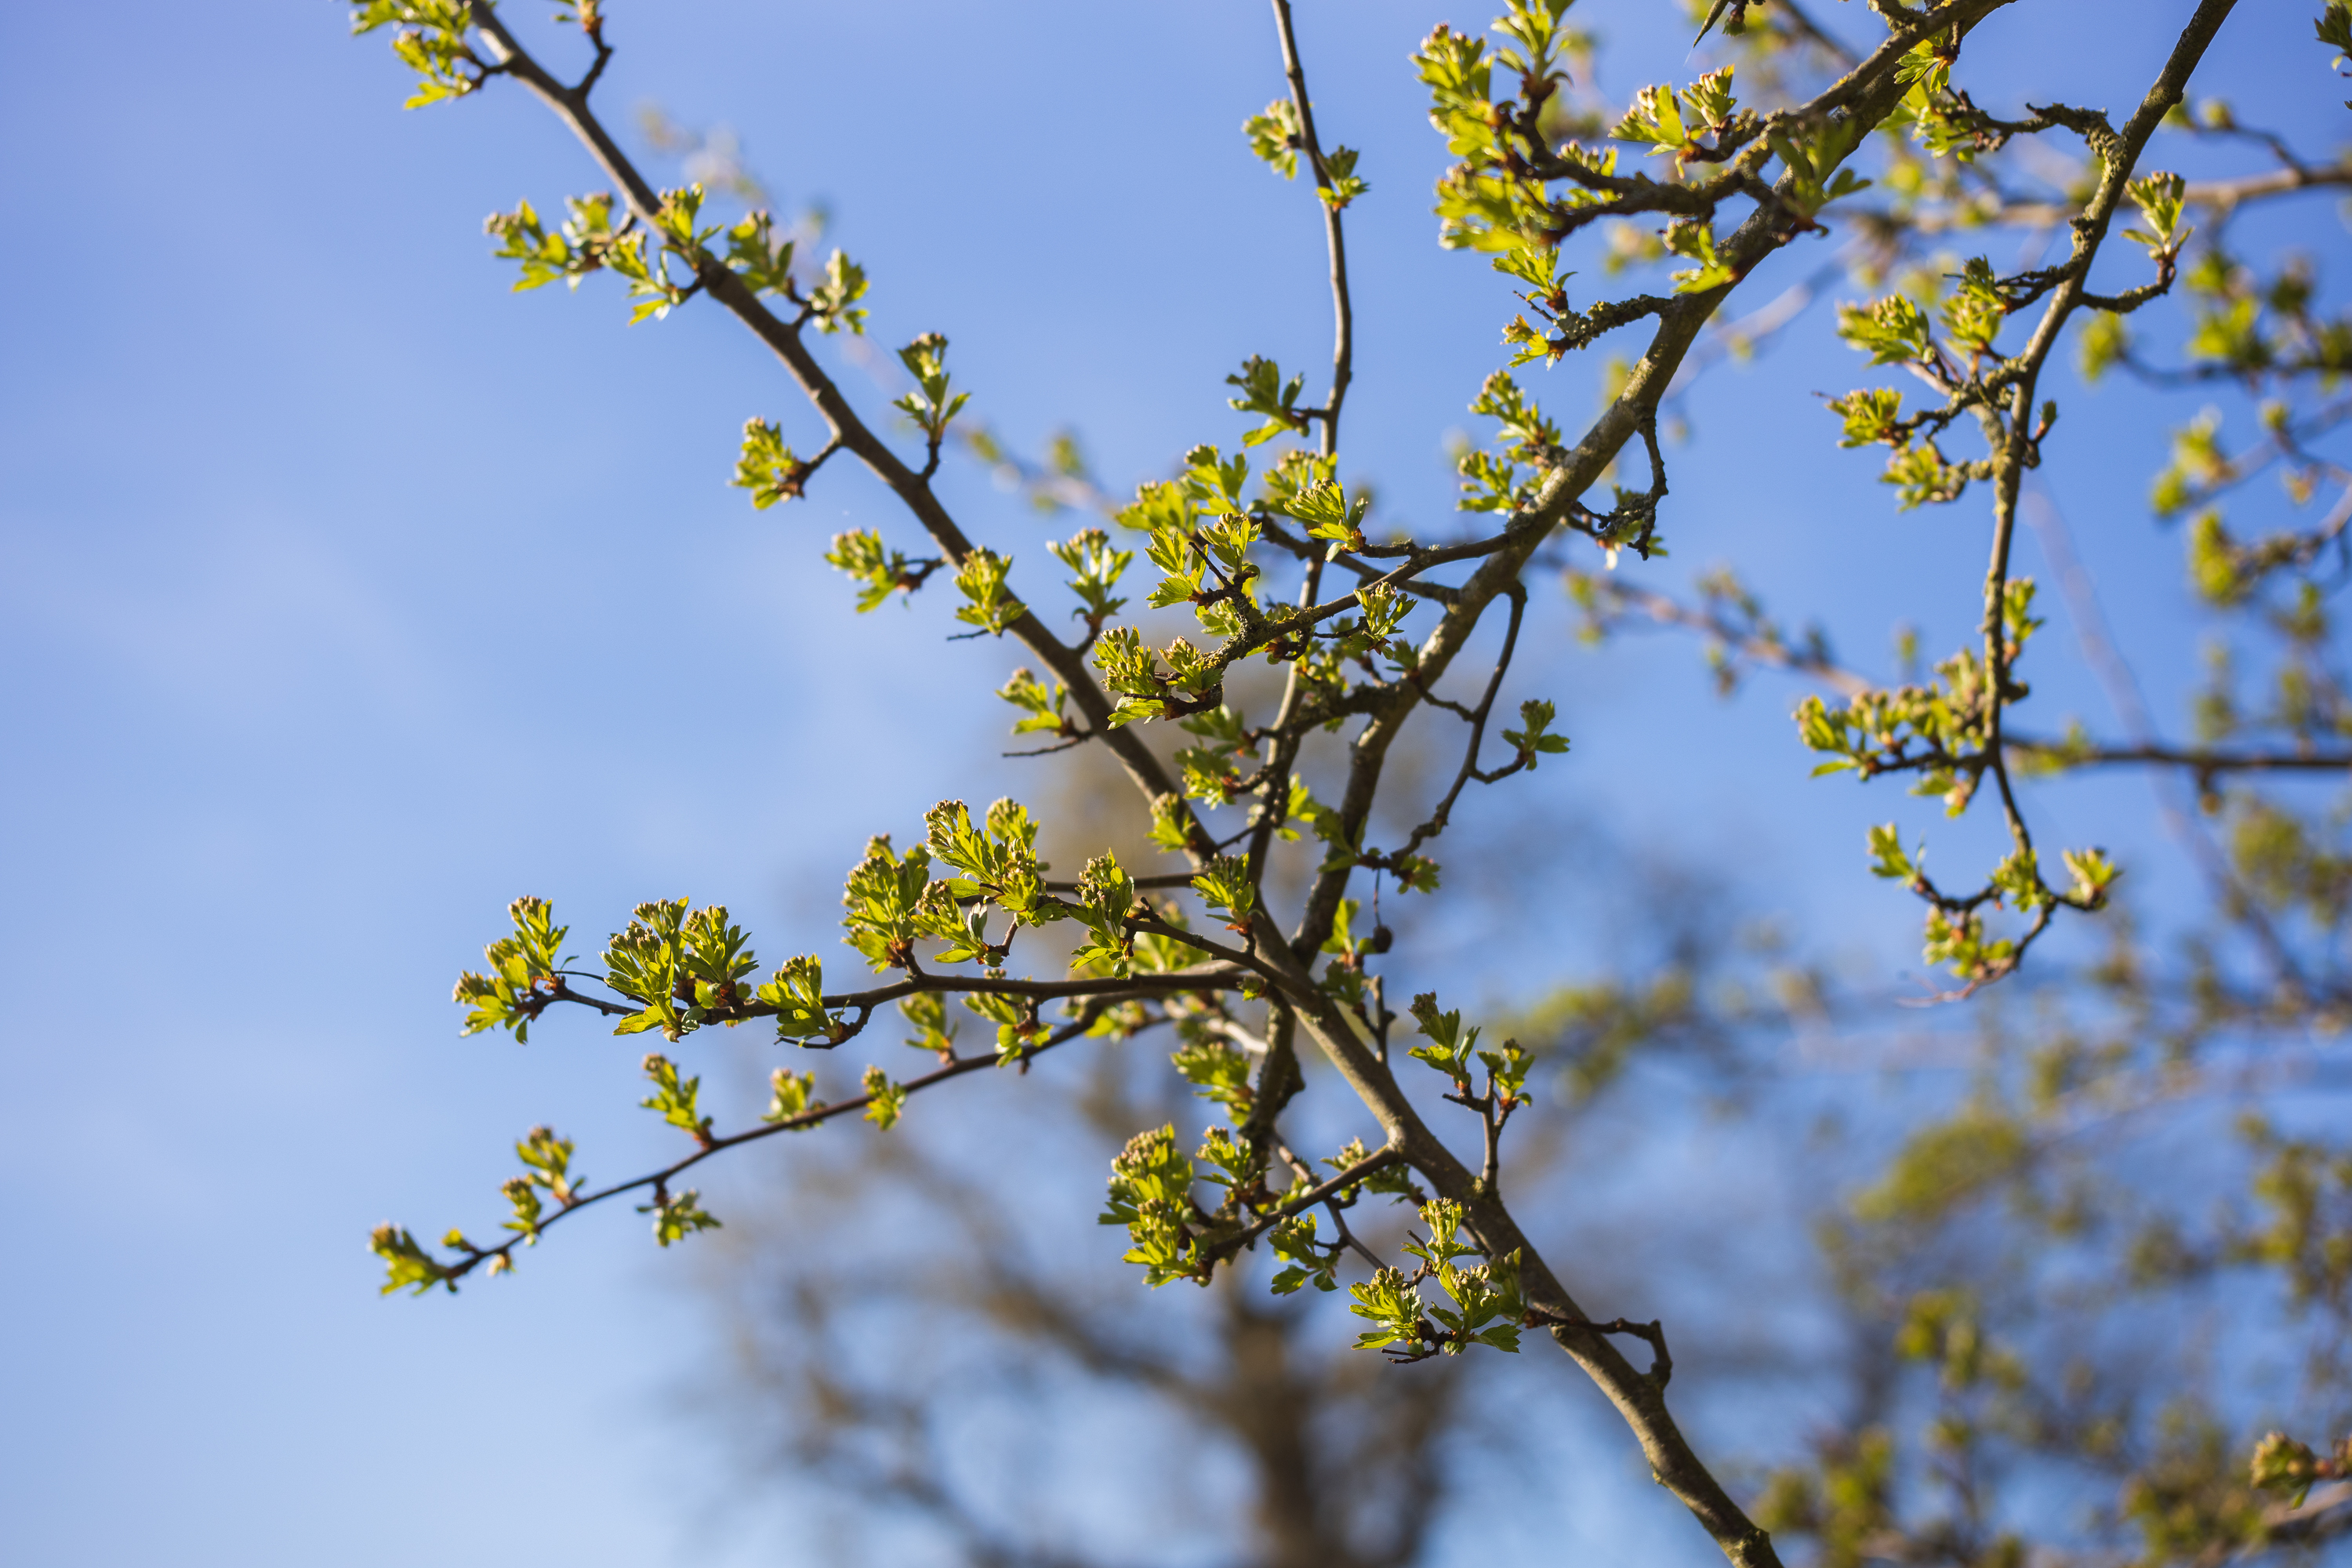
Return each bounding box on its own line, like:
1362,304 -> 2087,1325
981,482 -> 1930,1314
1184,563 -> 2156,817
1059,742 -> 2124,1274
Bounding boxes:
860,1064 -> 908,1129
1243,98 -> 1302,177
639,1052 -> 713,1142
637,1186 -> 721,1247
1501,699 -> 1570,768
1100,1125 -> 1206,1287
453,896 -> 570,1041
1191,856 -> 1257,930
763,1067 -> 818,1123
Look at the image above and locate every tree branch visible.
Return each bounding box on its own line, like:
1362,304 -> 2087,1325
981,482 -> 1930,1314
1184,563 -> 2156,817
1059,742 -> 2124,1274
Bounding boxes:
462,5 -> 1199,841
427,1004 -> 1138,1287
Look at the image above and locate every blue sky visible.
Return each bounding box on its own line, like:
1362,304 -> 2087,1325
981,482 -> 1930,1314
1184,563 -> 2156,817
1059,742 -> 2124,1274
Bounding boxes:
2,2 -> 2346,1563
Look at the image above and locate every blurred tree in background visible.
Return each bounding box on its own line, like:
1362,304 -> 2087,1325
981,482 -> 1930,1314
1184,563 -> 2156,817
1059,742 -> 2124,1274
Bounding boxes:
347,1 -> 2352,1563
